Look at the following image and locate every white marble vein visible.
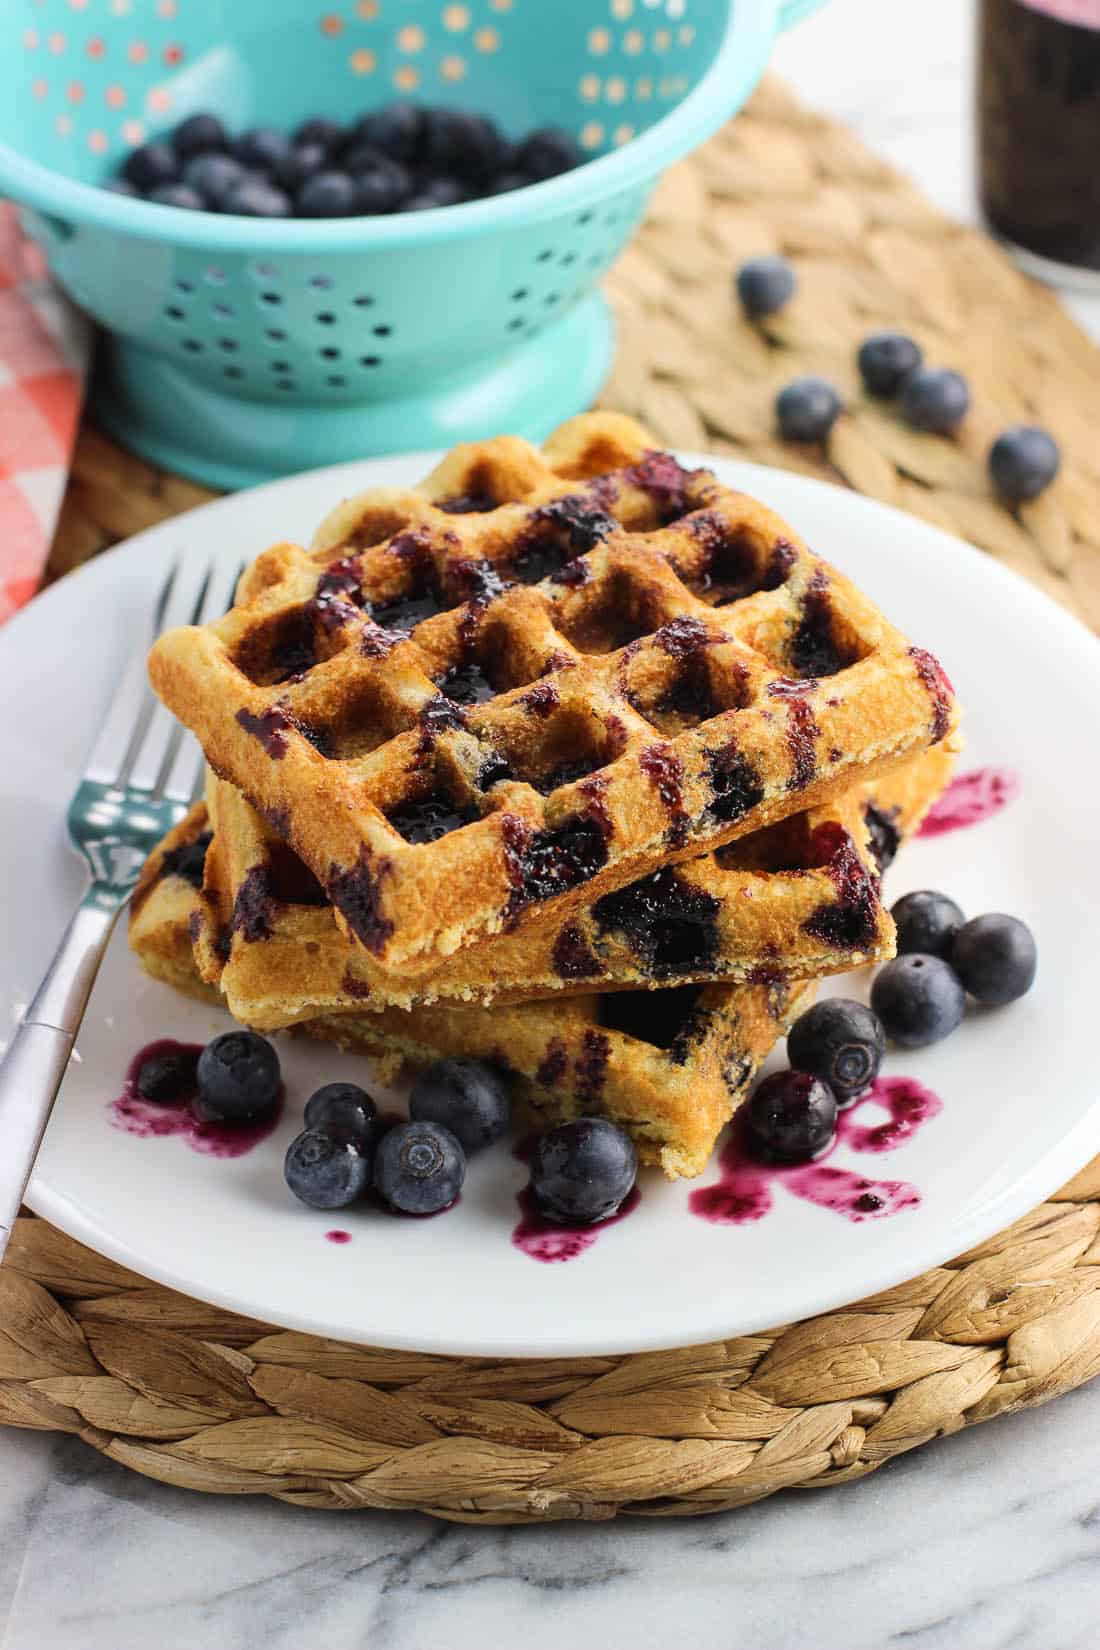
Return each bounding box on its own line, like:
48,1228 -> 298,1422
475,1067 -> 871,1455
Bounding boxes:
3,1 -> 1100,1644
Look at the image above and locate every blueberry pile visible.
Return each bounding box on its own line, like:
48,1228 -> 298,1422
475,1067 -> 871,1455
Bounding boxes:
281,1051 -> 638,1225
109,104 -> 582,219
735,254 -> 1061,496
745,900 -> 1037,1167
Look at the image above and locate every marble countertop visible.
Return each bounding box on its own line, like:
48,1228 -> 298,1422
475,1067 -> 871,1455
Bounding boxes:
3,2 -> 1099,1646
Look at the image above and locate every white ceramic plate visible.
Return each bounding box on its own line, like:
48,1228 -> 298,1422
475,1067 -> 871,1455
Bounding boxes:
3,453 -> 1098,1357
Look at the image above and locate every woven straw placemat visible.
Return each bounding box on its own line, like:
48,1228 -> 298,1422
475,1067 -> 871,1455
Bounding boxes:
8,74 -> 1100,1522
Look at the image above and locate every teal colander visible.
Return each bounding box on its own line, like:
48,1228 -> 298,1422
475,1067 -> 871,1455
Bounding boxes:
0,0 -> 822,489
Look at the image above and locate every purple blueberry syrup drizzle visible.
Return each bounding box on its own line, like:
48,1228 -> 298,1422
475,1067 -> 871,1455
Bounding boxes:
908,647 -> 954,743
917,766 -> 1020,838
326,1229 -> 353,1244
512,1182 -> 641,1264
801,821 -> 881,951
109,1040 -> 283,1158
236,705 -> 294,758
768,677 -> 820,791
689,1075 -> 943,1227
639,741 -> 689,848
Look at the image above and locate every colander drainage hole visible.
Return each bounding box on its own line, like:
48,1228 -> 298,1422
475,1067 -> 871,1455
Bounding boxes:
359,355 -> 381,368
223,366 -> 243,380
545,293 -> 560,306
211,302 -> 234,319
270,360 -> 290,373
560,252 -> 576,266
310,275 -> 334,290
536,250 -> 553,263
265,328 -> 287,342
508,317 -> 523,332
577,211 -> 593,226
164,305 -> 185,321
320,347 -> 341,360
315,311 -> 336,325
182,339 -> 203,353
218,338 -> 238,352
275,380 -> 296,391
327,375 -> 346,387
174,279 -> 195,294
260,292 -> 282,306
353,295 -> 375,307
371,324 -> 391,337
204,267 -> 227,285
511,288 -> 528,302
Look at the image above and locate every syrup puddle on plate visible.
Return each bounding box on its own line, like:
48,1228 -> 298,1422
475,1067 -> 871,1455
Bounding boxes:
109,1040 -> 282,1159
689,1076 -> 944,1228
917,766 -> 1019,838
512,1183 -> 642,1264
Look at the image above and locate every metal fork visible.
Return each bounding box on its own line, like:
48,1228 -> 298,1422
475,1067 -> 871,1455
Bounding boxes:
0,554 -> 239,1260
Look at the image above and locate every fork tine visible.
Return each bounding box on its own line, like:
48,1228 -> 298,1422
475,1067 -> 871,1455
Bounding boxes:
129,554 -> 241,801
84,559 -> 180,788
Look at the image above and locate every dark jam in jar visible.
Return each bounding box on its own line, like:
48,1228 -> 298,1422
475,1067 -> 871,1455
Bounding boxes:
978,0 -> 1100,278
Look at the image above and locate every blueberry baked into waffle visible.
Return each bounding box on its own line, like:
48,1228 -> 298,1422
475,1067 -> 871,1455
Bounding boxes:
147,413 -> 959,977
128,753 -> 951,1179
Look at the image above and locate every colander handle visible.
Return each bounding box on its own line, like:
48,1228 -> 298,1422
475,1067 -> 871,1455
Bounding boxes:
778,0 -> 828,28
21,208 -> 75,251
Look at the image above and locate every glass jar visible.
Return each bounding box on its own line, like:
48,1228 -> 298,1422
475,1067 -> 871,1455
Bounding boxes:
978,0 -> 1100,288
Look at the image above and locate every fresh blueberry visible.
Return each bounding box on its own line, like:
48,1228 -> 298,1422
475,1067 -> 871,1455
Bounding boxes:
349,103 -> 425,163
422,109 -> 507,181
173,113 -> 227,160
776,376 -> 843,443
409,1058 -> 511,1154
195,1030 -> 281,1123
293,116 -> 345,154
857,331 -> 923,397
486,170 -> 531,195
374,1121 -> 466,1215
135,1047 -> 199,1103
223,178 -> 292,218
234,126 -> 291,173
951,914 -> 1037,1006
183,151 -> 251,208
401,177 -> 467,211
296,170 -> 358,217
275,141 -> 328,193
529,1119 -> 637,1225
988,426 -> 1061,503
121,141 -> 178,190
735,255 -> 796,318
785,999 -> 885,1104
148,182 -> 205,211
871,955 -> 966,1048
890,890 -> 965,959
348,154 -> 412,214
304,1082 -> 379,1149
285,1127 -> 371,1210
104,178 -> 139,197
900,367 -> 970,434
747,1069 -> 838,1163
517,126 -> 583,181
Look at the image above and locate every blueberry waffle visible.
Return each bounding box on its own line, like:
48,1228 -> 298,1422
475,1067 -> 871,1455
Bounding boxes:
129,801 -> 811,1178
191,767 -> 915,1026
147,413 -> 959,975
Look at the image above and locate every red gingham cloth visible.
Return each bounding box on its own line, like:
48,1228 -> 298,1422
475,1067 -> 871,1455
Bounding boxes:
0,204 -> 90,624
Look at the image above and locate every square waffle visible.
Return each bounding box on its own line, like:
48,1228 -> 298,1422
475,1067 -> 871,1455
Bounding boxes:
147,413 -> 959,976
190,759 -> 947,1027
129,803 -> 812,1179
128,753 -> 948,1180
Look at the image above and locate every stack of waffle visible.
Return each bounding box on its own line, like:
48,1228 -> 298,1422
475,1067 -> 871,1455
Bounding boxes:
132,413 -> 960,1178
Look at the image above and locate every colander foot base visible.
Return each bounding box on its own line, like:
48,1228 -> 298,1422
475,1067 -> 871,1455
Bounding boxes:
90,294 -> 615,490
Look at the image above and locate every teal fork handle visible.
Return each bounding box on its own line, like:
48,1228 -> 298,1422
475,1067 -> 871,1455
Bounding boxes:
0,889 -> 122,1257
